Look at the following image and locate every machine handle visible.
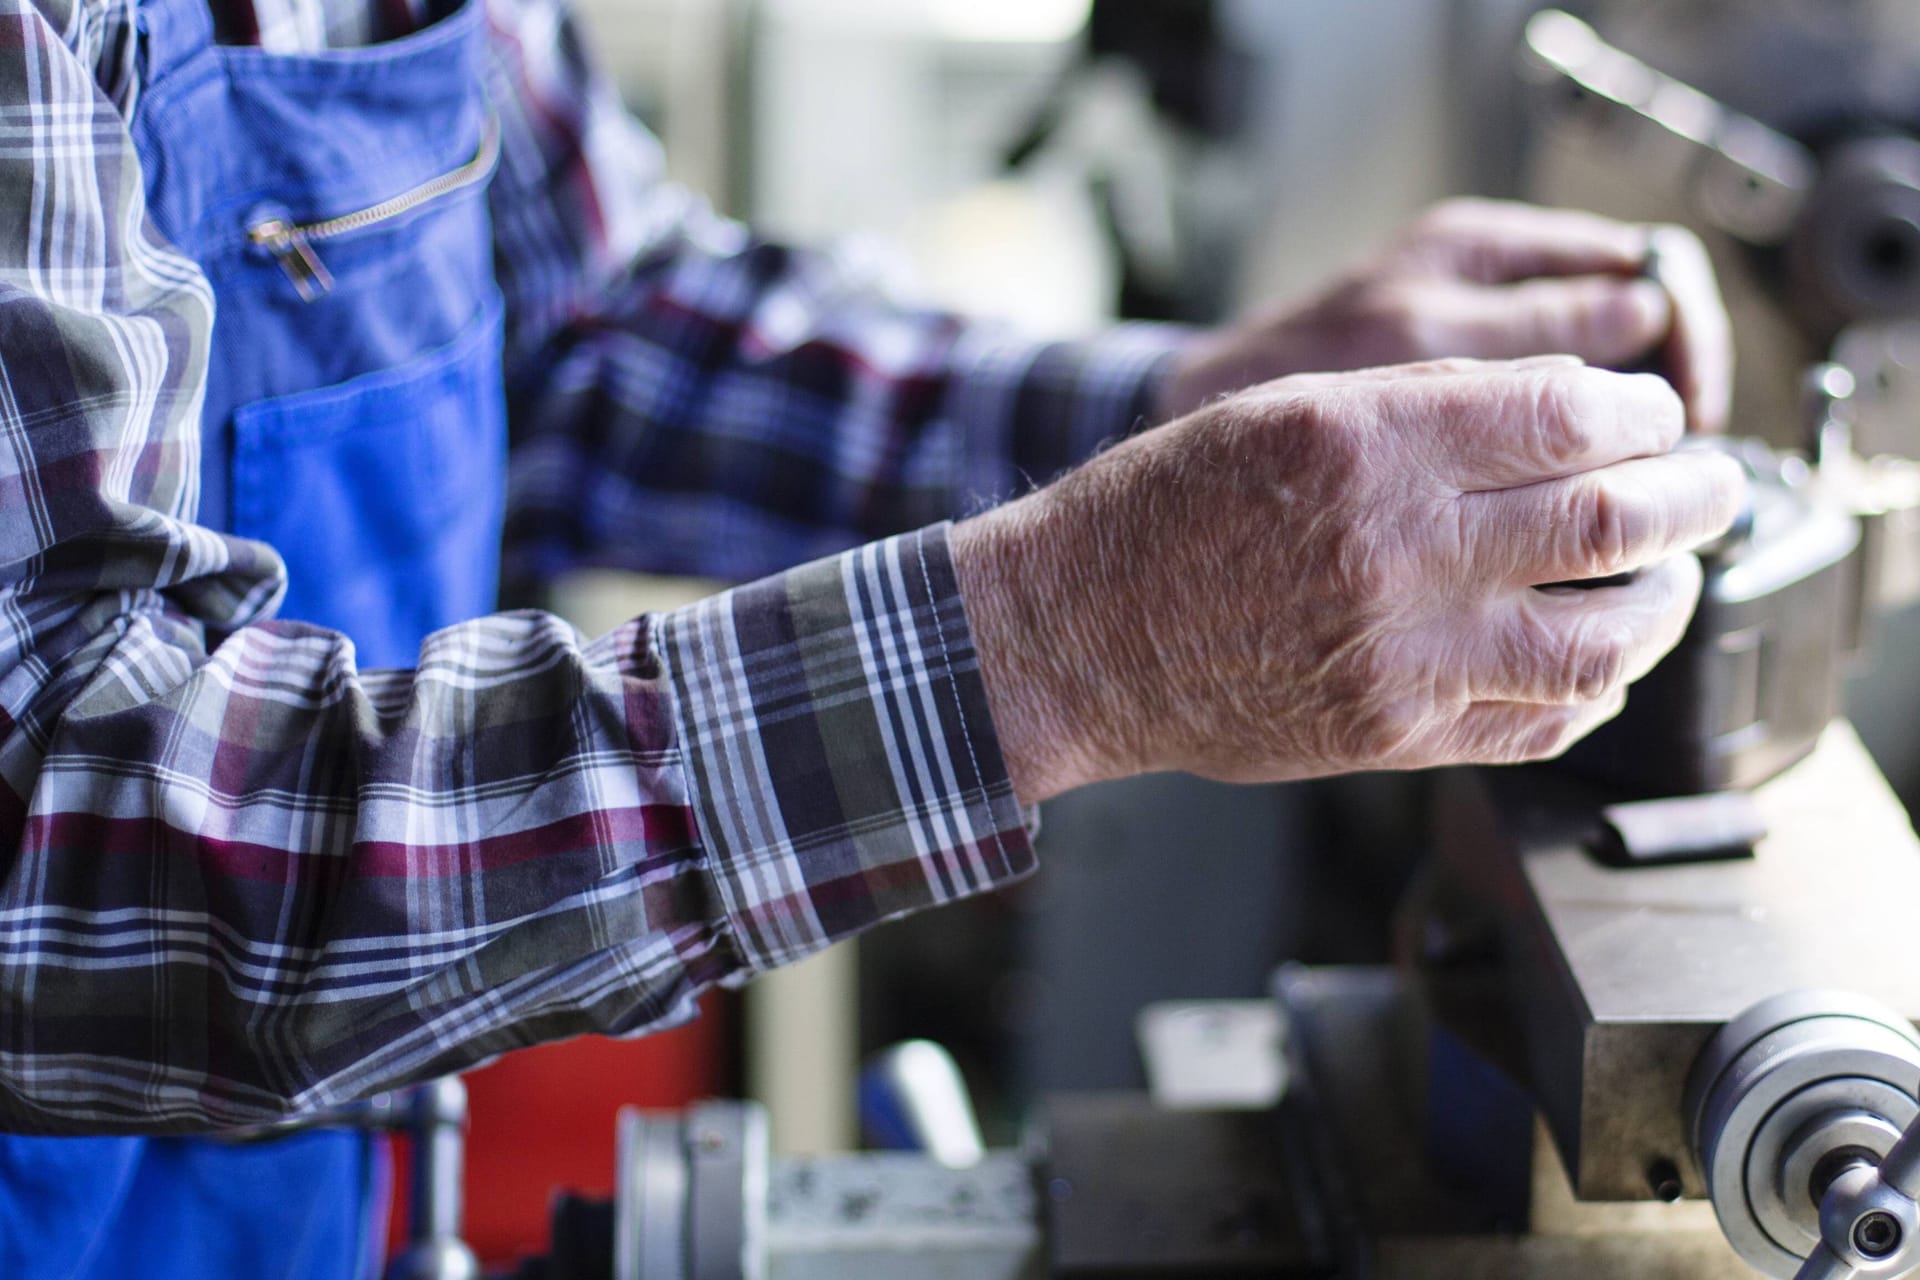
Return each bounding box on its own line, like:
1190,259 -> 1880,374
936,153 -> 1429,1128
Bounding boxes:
1794,1101 -> 1920,1280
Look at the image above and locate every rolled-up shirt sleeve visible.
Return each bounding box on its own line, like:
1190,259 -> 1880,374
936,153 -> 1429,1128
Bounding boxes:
659,525 -> 1032,975
0,0 -> 1031,1135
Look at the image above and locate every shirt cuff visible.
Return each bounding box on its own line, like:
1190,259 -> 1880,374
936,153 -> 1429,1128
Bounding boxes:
944,321 -> 1193,511
655,522 -> 1035,975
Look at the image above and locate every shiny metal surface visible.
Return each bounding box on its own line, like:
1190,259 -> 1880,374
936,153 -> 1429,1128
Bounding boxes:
1275,965 -> 1755,1279
764,1151 -> 1039,1280
1785,1069 -> 1920,1280
1521,11 -> 1814,245
1685,993 -> 1920,1275
1430,722 -> 1920,1202
618,1107 -> 690,1280
1524,3 -> 1920,448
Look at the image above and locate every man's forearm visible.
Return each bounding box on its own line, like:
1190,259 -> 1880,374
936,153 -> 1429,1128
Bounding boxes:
0,0 -> 1051,1134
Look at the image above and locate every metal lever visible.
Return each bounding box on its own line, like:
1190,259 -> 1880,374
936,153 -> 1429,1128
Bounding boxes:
1793,1101 -> 1920,1279
1520,10 -> 1816,246
387,1077 -> 481,1280
858,1040 -> 986,1169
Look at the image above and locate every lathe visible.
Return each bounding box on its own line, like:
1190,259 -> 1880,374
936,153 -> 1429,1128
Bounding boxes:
275,9 -> 1920,1278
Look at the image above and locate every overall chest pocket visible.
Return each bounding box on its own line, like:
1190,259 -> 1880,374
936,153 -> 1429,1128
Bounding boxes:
219,127 -> 509,669
230,292 -> 507,670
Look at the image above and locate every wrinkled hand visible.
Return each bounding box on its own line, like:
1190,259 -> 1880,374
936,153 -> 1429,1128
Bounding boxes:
1157,199 -> 1733,434
954,356 -> 1744,803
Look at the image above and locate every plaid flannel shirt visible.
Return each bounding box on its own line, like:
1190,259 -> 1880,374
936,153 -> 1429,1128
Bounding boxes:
0,0 -> 1184,1132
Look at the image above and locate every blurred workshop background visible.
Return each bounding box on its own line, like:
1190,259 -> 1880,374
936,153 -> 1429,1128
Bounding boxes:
447,0 -> 1920,1266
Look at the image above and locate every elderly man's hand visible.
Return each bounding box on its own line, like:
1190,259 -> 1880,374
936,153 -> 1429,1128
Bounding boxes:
953,356 -> 1744,804
1157,199 -> 1733,435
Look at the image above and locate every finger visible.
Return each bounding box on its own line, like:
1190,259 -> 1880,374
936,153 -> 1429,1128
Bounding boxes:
1466,554 -> 1704,705
1471,449 -> 1743,584
1647,225 -> 1734,434
1429,688 -> 1629,767
1411,199 -> 1650,284
1255,353 -> 1585,399
1398,363 -> 1686,491
1430,276 -> 1670,366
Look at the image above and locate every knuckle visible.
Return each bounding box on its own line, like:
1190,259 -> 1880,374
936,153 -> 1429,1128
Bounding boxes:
1335,696 -> 1424,765
1566,622 -> 1631,701
1508,611 -> 1559,687
1524,372 -> 1600,470
1573,478 -> 1651,572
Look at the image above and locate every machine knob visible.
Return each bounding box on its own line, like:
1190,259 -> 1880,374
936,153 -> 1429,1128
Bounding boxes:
1687,992 -> 1920,1278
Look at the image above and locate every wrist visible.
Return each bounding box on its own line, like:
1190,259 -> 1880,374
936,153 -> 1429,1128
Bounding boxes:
1150,331 -> 1215,424
950,495 -> 1127,805
1153,308 -> 1319,421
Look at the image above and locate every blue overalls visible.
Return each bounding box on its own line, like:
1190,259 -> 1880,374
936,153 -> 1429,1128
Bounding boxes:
0,0 -> 506,1272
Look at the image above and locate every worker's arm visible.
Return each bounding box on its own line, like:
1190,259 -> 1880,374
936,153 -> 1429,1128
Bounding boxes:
0,0 -> 1029,1134
484,0 -> 1183,592
485,0 -> 1733,596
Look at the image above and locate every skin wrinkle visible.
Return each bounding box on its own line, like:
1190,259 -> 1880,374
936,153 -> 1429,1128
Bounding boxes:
954,357 -> 1740,805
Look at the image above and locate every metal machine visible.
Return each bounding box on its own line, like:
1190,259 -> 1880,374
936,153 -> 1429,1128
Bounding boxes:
303,9 -> 1920,1278
495,716 -> 1920,1279
486,13 -> 1920,1279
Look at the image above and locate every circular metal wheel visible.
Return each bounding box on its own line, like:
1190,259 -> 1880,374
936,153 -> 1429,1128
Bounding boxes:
1687,992 -> 1920,1278
614,1102 -> 770,1280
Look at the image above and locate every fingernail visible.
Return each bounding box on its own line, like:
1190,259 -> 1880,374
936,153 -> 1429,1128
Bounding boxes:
1512,354 -> 1585,369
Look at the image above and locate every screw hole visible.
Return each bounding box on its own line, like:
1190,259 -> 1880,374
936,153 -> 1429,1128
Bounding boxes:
1646,1158 -> 1683,1203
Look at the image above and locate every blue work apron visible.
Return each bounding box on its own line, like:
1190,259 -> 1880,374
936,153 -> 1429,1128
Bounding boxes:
0,0 -> 507,1272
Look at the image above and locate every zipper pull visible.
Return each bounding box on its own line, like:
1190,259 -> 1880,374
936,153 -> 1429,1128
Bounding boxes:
248,217 -> 334,302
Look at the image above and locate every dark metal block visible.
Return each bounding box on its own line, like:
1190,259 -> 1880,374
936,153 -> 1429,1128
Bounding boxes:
1430,723 -> 1920,1201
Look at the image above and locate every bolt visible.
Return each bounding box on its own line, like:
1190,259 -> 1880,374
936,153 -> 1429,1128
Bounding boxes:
1854,1210 -> 1903,1260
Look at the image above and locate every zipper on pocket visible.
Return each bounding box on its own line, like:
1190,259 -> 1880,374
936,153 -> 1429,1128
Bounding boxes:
247,112 -> 501,302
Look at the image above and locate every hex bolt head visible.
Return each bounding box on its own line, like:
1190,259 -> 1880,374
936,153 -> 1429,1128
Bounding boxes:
1854,1209 -> 1904,1259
